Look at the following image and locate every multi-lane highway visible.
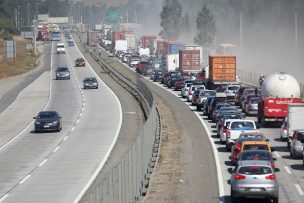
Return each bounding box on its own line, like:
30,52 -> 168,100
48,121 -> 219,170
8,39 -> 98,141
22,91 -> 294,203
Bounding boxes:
139,75 -> 304,203
0,37 -> 122,202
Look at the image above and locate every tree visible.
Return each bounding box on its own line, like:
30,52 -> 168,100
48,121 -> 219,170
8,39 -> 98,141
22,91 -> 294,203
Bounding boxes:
194,5 -> 216,48
159,0 -> 182,40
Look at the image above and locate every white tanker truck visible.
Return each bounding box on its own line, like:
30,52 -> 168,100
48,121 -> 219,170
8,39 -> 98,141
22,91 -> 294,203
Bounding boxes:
257,72 -> 302,127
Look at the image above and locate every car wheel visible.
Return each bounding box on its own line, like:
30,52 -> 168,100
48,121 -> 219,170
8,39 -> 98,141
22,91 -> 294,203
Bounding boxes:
272,197 -> 279,203
226,144 -> 231,152
197,106 -> 201,111
290,150 -> 294,158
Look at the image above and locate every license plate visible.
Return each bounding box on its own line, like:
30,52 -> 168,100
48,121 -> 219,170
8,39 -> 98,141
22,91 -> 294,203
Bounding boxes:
44,125 -> 50,128
250,188 -> 261,192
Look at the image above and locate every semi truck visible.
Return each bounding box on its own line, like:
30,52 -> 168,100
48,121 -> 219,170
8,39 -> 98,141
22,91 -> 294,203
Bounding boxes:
206,56 -> 237,89
257,72 -> 302,127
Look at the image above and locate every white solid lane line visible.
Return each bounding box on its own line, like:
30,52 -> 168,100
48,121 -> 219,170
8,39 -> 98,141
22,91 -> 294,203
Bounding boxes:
38,159 -> 48,167
71,126 -> 75,132
295,184 -> 304,195
19,175 -> 31,184
0,194 -> 9,202
63,136 -> 69,141
284,166 -> 292,174
273,151 -> 281,158
53,146 -> 60,153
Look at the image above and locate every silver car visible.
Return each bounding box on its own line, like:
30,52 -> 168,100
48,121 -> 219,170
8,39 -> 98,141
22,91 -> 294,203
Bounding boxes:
230,160 -> 279,203
244,97 -> 260,115
224,84 -> 240,101
289,129 -> 304,158
55,66 -> 70,80
181,81 -> 194,98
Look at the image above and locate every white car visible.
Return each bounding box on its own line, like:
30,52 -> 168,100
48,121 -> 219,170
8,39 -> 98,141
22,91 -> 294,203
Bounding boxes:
224,84 -> 240,101
280,119 -> 288,141
181,81 -> 194,98
129,59 -> 139,67
224,119 -> 259,151
56,43 -> 66,54
186,84 -> 205,102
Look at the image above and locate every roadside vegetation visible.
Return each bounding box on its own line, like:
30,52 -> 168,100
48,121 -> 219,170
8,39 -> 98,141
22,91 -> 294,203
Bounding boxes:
0,37 -> 36,79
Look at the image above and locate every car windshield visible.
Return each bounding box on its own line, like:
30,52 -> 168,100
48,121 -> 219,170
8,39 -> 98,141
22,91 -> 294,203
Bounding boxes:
85,78 -> 96,82
231,121 -> 254,130
250,99 -> 260,104
38,112 -> 56,119
246,90 -> 255,95
243,144 -> 268,151
241,152 -> 271,161
201,91 -> 216,97
228,86 -> 239,90
77,58 -> 84,61
238,166 -> 272,175
58,67 -> 68,71
57,45 -> 64,48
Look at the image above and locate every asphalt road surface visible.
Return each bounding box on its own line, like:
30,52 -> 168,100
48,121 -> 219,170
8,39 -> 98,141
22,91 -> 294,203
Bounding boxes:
0,37 -> 122,202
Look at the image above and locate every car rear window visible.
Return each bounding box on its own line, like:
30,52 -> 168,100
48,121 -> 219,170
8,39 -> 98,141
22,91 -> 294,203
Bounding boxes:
240,152 -> 271,161
231,121 -> 254,130
243,144 -> 268,151
238,166 -> 272,175
57,45 -> 64,48
250,99 -> 260,104
186,83 -> 193,87
228,86 -> 239,90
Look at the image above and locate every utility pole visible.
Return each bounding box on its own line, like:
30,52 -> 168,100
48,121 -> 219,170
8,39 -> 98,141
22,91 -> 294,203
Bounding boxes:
27,3 -> 30,26
15,8 -> 18,28
294,12 -> 298,68
240,11 -> 243,57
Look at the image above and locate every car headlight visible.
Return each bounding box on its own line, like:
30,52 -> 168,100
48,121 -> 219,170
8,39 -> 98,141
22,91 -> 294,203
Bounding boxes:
52,121 -> 58,125
35,121 -> 41,125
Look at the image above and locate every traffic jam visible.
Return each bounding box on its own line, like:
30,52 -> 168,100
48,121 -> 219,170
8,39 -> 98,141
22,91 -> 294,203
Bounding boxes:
90,26 -> 304,202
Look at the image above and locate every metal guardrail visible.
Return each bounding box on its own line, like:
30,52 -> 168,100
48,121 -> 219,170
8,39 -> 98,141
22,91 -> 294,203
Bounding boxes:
74,33 -> 161,203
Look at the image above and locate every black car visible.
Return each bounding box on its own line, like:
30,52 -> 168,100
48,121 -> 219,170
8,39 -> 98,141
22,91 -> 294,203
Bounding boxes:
34,111 -> 62,132
55,66 -> 70,80
83,77 -> 98,89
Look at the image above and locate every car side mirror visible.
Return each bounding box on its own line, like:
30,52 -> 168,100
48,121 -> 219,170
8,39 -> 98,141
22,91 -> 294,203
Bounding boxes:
33,117 -> 36,119
273,157 -> 277,161
59,116 -> 62,118
223,126 -> 228,130
289,136 -> 293,140
266,139 -> 270,142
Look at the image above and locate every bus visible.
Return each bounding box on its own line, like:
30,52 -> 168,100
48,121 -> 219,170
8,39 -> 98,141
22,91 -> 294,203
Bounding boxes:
52,30 -> 61,41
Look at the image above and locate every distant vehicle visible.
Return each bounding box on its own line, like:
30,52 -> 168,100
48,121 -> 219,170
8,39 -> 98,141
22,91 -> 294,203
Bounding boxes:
287,104 -> 304,148
56,43 -> 65,54
218,113 -> 244,143
52,30 -> 61,41
181,80 -> 194,98
244,96 -> 261,116
279,118 -> 287,141
196,90 -> 216,111
224,84 -> 240,101
67,40 -> 75,46
34,111 -> 62,132
83,77 -> 98,89
230,160 -> 279,203
75,58 -> 85,67
55,66 -> 70,80
289,129 -> 304,158
152,70 -> 163,82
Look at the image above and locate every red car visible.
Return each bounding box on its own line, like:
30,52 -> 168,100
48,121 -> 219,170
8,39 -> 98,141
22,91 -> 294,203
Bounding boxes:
75,58 -> 85,67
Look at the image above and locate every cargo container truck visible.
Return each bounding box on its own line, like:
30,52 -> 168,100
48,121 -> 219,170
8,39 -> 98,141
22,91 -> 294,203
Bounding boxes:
206,56 -> 237,89
287,103 -> 304,149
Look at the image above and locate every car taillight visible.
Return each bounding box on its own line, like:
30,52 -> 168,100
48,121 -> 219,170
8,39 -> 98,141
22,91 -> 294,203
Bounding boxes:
269,162 -> 275,168
235,144 -> 241,150
227,131 -> 231,139
234,173 -> 246,180
223,128 -> 227,133
265,174 -> 276,180
283,126 -> 287,130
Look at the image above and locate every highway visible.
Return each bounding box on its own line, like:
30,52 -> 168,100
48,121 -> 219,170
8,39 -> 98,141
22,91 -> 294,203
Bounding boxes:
0,37 -> 122,202
140,75 -> 304,203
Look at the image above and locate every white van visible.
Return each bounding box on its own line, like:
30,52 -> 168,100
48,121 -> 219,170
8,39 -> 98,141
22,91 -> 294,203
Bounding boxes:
56,43 -> 66,54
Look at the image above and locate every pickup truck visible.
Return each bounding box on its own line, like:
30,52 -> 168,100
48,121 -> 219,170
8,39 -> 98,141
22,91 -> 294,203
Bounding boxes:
224,119 -> 260,151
